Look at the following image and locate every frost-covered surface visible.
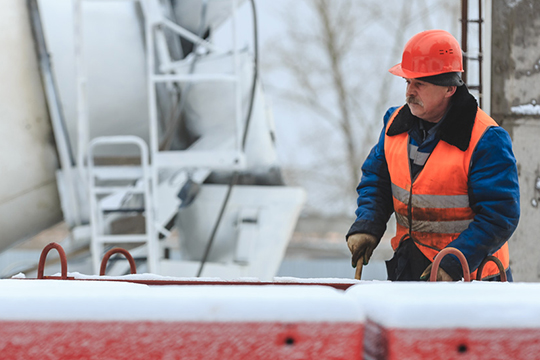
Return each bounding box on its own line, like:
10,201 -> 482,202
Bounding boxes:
507,0 -> 524,8
346,282 -> 540,329
0,280 -> 364,322
61,272 -> 224,282
273,277 -> 361,284
510,103 -> 540,115
18,272 -> 362,285
8,278 -> 540,329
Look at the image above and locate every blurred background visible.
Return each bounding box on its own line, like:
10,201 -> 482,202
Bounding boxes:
257,0 -> 461,279
0,0 -> 538,281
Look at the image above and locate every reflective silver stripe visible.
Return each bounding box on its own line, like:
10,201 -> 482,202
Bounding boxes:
391,183 -> 410,205
412,193 -> 469,209
396,213 -> 473,234
391,183 -> 469,209
409,145 -> 430,166
396,213 -> 409,228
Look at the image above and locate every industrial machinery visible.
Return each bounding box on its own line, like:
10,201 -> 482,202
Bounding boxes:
0,0 -> 304,279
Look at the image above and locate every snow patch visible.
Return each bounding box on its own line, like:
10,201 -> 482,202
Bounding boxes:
273,276 -> 361,284
507,0 -> 523,8
52,272 -> 363,285
63,271 -> 223,282
510,103 -> 540,115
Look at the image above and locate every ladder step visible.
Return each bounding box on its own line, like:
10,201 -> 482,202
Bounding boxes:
152,73 -> 237,83
153,150 -> 245,170
95,235 -> 149,243
103,208 -> 145,214
92,187 -> 145,195
92,166 -> 144,180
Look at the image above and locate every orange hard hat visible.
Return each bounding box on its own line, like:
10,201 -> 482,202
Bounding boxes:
389,30 -> 463,78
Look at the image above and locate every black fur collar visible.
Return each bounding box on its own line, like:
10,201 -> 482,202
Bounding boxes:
386,85 -> 478,151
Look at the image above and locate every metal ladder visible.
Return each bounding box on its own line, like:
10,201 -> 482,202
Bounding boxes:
87,136 -> 158,274
461,0 -> 484,108
139,0 -> 247,247
73,0 -> 248,275
141,0 -> 246,171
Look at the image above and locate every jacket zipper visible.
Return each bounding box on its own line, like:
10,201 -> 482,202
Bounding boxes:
407,135 -> 416,235
407,136 -> 441,252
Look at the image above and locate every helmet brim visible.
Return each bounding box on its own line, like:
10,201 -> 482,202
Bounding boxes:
388,63 -> 407,77
388,63 -> 464,79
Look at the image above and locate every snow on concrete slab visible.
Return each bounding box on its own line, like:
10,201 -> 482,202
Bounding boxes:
60,271 -> 224,282
16,272 -> 361,285
273,277 -> 360,284
0,279 -> 364,323
511,103 -> 540,115
346,282 -> 540,329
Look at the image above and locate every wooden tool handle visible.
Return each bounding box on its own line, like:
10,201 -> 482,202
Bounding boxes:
354,259 -> 363,280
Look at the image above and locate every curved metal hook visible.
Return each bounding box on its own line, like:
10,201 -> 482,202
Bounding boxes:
430,247 -> 471,282
100,248 -> 137,276
37,242 -> 68,280
476,256 -> 507,282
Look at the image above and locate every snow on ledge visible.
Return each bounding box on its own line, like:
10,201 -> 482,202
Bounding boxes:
273,276 -> 361,284
511,103 -> 540,115
0,279 -> 364,323
346,282 -> 540,329
19,272 -> 363,285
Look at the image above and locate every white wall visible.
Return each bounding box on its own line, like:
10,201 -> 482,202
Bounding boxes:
0,0 -> 62,250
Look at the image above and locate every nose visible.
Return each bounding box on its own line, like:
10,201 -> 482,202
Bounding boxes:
406,83 -> 416,96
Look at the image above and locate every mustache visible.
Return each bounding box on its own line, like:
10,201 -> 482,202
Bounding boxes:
406,95 -> 423,106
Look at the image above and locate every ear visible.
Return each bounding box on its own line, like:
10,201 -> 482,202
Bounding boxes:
445,86 -> 457,98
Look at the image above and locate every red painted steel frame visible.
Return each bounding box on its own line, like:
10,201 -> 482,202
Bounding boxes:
364,320 -> 540,360
0,321 -> 363,360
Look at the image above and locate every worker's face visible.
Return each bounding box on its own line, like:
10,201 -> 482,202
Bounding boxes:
405,78 -> 456,123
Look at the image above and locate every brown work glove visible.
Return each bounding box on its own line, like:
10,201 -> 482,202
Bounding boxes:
420,263 -> 453,281
347,233 -> 378,268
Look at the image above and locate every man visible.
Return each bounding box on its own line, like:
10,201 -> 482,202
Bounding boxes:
347,30 -> 519,281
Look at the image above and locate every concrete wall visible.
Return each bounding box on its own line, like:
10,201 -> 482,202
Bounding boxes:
491,0 -> 540,281
0,1 -> 62,250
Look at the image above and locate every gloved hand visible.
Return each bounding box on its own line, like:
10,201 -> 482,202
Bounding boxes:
420,263 -> 453,281
347,233 -> 378,268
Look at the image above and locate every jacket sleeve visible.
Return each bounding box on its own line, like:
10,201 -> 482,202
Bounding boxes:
346,107 -> 397,241
439,126 -> 520,279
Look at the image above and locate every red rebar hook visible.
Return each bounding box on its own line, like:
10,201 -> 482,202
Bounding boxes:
100,248 -> 137,276
430,247 -> 471,282
476,255 -> 507,282
37,242 -> 68,280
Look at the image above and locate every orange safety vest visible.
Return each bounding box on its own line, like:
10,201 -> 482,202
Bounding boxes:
385,106 -> 509,279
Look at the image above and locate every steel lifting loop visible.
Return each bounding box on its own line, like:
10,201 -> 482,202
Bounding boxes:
430,247 -> 471,282
476,255 -> 507,282
37,242 -> 68,280
100,248 -> 137,276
